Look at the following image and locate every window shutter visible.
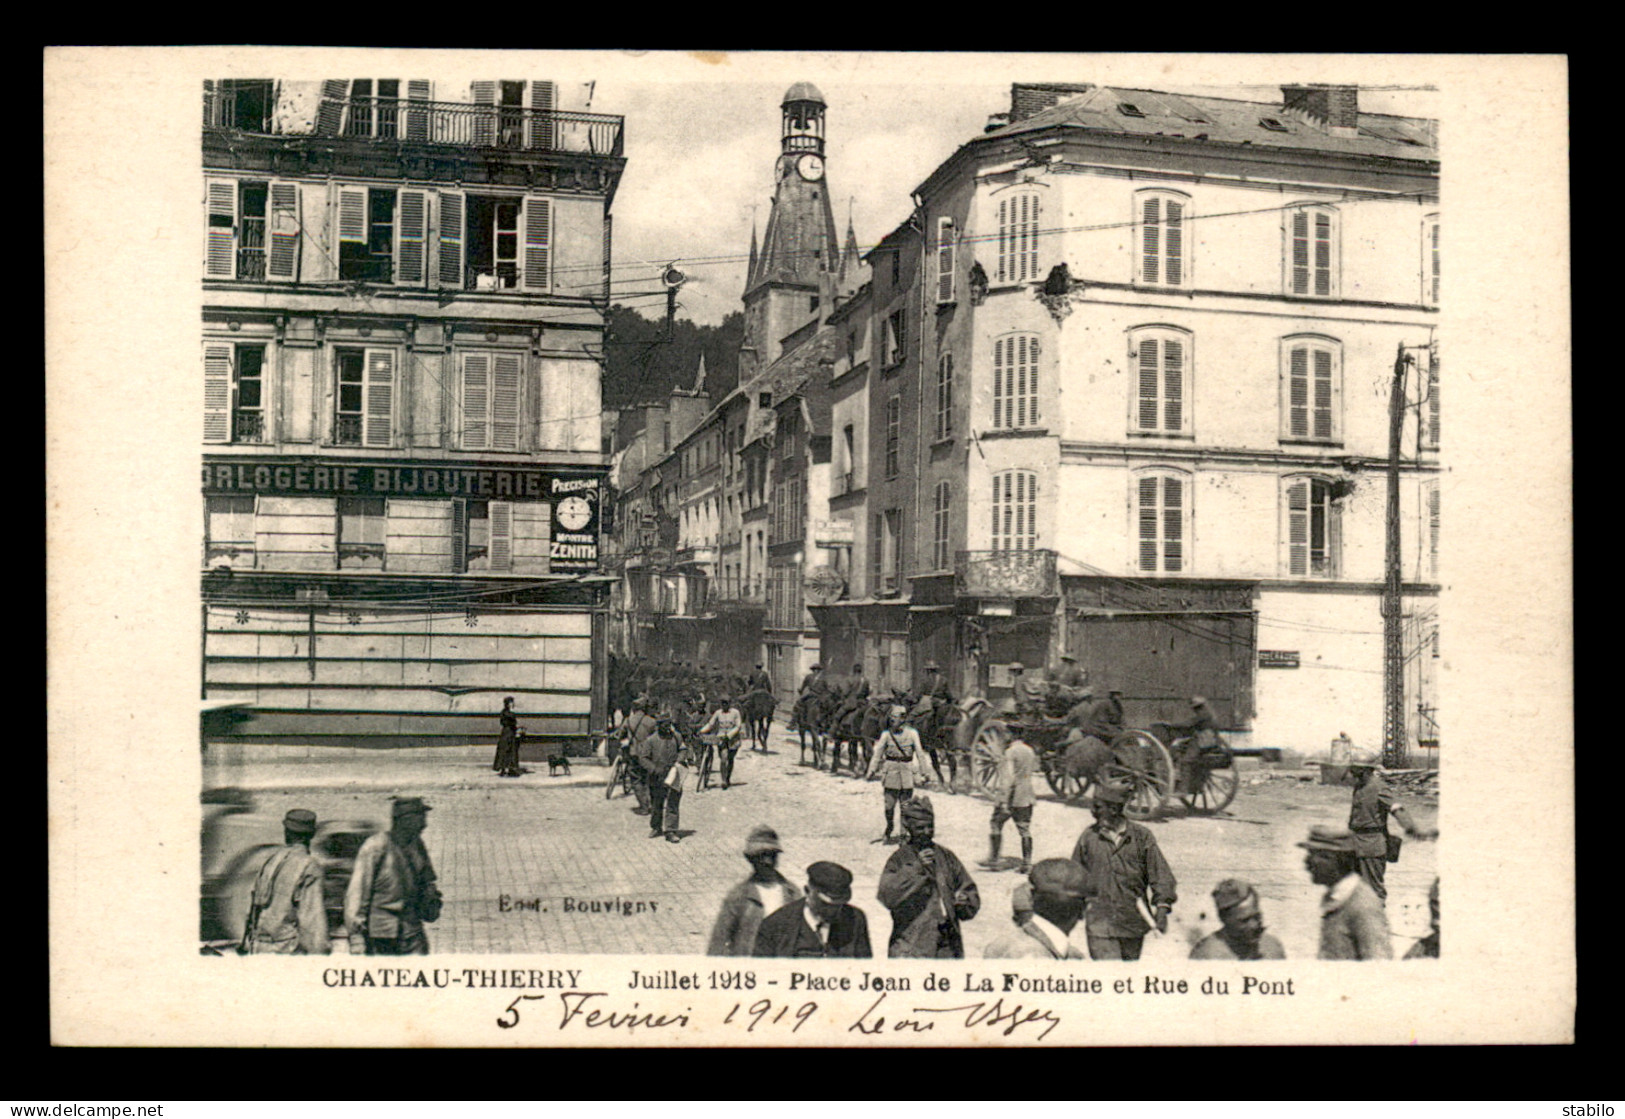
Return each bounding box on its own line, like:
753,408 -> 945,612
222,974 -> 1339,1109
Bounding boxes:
491,352 -> 521,449
937,218 -> 955,303
205,178 -> 236,278
395,189 -> 426,285
1162,476 -> 1183,571
528,80 -> 556,149
1290,210 -> 1309,294
1142,196 -> 1160,284
602,213 -> 613,302
1137,338 -> 1159,430
1427,360 -> 1440,447
1428,485 -> 1440,577
993,337 -> 1006,428
462,353 -> 490,449
996,199 -> 1009,283
1016,335 -> 1029,428
1024,194 -> 1039,281
523,197 -> 551,290
451,498 -> 468,573
1138,476 -> 1159,571
1430,220 -> 1440,305
404,79 -> 431,140
266,182 -> 301,280
363,349 -> 394,447
204,343 -> 232,443
1325,486 -> 1342,578
1314,212 -> 1332,296
1165,200 -> 1184,286
1313,348 -> 1334,439
337,186 -> 367,244
437,190 -> 463,288
1288,346 -> 1309,437
1286,479 -> 1308,575
315,79 -> 347,135
489,501 -> 513,572
1163,338 -> 1183,432
471,81 -> 497,145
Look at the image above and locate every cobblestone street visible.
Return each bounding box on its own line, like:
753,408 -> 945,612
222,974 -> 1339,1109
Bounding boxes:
205,726 -> 1437,960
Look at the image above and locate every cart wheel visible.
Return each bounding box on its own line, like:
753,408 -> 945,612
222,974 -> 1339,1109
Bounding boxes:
1106,730 -> 1174,820
971,721 -> 1009,794
1178,746 -> 1239,813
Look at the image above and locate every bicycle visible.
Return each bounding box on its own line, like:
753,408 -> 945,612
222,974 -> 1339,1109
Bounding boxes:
694,732 -> 720,792
603,735 -> 639,800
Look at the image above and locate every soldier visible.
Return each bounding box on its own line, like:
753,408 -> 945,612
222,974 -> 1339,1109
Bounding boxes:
748,663 -> 772,694
699,695 -> 745,790
345,797 -> 443,956
241,808 -> 331,955
876,796 -> 980,958
919,661 -> 957,786
1189,878 -> 1286,960
643,716 -> 687,844
618,694 -> 659,816
1070,782 -> 1177,961
1054,653 -> 1088,692
1347,747 -> 1437,902
834,663 -> 871,772
1007,662 -> 1045,718
1404,878 -> 1441,959
707,826 -> 803,956
1298,824 -> 1393,960
1166,695 -> 1219,794
865,704 -> 932,844
981,735 -> 1037,874
983,859 -> 1088,960
753,861 -> 873,959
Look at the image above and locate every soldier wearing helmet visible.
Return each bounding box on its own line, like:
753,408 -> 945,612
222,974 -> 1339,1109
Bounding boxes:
865,703 -> 932,844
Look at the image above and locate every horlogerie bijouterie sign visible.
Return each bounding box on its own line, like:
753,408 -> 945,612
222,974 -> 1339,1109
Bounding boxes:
201,460 -> 605,502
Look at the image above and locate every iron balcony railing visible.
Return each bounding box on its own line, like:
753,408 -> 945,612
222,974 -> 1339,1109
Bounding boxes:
334,414 -> 363,446
955,548 -> 1059,598
711,577 -> 768,605
232,411 -> 265,444
206,92 -> 624,158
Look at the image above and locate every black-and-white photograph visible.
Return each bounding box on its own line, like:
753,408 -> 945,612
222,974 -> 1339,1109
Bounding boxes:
48,49 -> 1569,1047
197,67 -> 1441,963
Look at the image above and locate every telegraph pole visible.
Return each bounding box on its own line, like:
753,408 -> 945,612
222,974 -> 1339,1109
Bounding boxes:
1382,343 -> 1416,768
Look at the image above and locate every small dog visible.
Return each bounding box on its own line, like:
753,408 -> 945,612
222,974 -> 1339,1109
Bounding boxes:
547,748 -> 572,777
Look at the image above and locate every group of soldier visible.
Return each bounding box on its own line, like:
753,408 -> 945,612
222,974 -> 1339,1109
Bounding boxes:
608,654 -> 772,726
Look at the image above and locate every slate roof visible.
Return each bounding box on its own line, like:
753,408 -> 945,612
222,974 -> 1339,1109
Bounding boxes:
988,85 -> 1437,161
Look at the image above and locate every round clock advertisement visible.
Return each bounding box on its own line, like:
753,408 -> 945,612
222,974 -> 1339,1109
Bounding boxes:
549,479 -> 601,572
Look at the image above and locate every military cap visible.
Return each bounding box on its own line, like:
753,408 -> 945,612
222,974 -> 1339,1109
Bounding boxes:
901,795 -> 935,824
806,861 -> 853,901
392,796 -> 433,818
1296,824 -> 1359,853
924,661 -> 940,671
1211,878 -> 1258,914
1190,695 -> 1208,707
1009,662 -> 1026,673
810,663 -> 822,670
888,704 -> 907,720
1059,654 -> 1077,663
1028,858 -> 1088,900
283,808 -> 318,834
743,825 -> 783,857
1092,782 -> 1133,806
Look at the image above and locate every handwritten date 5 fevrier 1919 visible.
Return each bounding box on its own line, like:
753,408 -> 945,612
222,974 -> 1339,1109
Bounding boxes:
495,990 -> 1060,1041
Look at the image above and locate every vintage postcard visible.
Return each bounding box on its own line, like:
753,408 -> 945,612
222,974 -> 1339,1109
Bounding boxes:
46,49 -> 1572,1046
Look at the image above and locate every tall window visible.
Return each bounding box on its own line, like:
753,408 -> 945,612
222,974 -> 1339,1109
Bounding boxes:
936,217 -> 956,303
461,351 -> 523,450
840,424 -> 856,494
884,309 -> 907,368
880,509 -> 901,592
1423,213 -> 1440,306
1280,336 -> 1341,443
1422,352 -> 1440,449
1426,481 -> 1441,580
1137,190 -> 1189,287
337,497 -> 386,569
1130,328 -> 1190,436
205,495 -> 256,567
996,192 -> 1041,283
334,348 -> 396,447
1285,205 -> 1339,297
869,512 -> 883,590
932,481 -> 952,570
991,470 -> 1038,553
338,187 -> 398,282
935,353 -> 954,440
992,334 -> 1040,430
204,177 -> 300,281
884,396 -> 901,478
1283,477 -> 1341,578
1136,472 -> 1187,574
204,342 -> 267,444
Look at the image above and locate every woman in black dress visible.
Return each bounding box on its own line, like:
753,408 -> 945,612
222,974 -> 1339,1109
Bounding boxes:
494,696 -> 520,776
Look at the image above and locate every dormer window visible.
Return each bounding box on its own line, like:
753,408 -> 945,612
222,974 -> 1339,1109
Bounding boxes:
1259,118 -> 1290,133
1117,102 -> 1145,118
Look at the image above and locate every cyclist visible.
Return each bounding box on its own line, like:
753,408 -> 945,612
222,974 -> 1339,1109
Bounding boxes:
699,695 -> 745,791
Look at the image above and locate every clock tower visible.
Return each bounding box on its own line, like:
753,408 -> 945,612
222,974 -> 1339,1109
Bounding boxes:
740,82 -> 844,383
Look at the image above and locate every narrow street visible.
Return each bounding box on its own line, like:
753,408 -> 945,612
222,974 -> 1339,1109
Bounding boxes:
205,724 -> 1437,960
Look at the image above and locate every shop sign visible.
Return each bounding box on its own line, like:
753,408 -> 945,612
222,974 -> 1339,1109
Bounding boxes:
202,459 -> 603,502
1258,650 -> 1300,669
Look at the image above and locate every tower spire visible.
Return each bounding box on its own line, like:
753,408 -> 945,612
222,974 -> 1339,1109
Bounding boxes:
691,352 -> 708,395
746,218 -> 759,291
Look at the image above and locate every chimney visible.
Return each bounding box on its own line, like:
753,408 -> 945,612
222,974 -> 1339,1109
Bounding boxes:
985,111 -> 1011,133
1281,84 -> 1360,138
1009,82 -> 1096,123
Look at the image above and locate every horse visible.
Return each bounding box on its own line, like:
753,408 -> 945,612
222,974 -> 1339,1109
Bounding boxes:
794,689 -> 831,768
834,692 -> 904,776
741,688 -> 776,752
911,693 -> 962,789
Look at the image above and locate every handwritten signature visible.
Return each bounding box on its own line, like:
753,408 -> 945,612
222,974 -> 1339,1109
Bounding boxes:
848,992 -> 1062,1041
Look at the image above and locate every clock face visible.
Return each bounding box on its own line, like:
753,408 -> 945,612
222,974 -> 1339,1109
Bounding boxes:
556,495 -> 594,532
797,153 -> 825,181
